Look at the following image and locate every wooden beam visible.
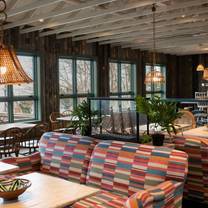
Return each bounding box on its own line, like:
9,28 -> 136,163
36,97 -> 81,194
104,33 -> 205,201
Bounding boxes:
7,0 -> 63,17
4,0 -> 117,30
65,7 -> 208,38
72,17 -> 208,42
55,0 -> 208,40
19,0 -> 168,33
98,24 -> 208,46
39,12 -> 141,37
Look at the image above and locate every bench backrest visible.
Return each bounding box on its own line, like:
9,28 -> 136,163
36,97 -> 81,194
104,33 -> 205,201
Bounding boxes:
86,140 -> 188,196
173,135 -> 208,204
39,132 -> 97,183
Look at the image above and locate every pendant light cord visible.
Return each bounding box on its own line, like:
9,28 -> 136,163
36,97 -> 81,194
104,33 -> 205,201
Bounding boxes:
152,3 -> 156,67
0,0 -> 7,46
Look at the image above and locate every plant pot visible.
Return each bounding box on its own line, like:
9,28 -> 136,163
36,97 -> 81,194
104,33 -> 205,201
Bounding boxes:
152,133 -> 165,146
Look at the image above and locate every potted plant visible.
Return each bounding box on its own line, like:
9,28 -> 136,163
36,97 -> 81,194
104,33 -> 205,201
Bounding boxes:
70,100 -> 97,136
136,96 -> 182,146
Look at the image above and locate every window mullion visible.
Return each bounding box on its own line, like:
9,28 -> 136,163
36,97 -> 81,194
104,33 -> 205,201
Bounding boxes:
8,85 -> 13,123
73,59 -> 77,108
118,63 -> 122,97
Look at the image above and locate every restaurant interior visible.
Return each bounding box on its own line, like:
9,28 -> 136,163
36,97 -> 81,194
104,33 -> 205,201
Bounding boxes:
0,0 -> 208,207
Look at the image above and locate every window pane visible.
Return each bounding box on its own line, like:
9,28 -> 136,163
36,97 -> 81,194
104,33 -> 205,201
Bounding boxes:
109,63 -> 118,93
77,60 -> 91,94
13,101 -> 34,121
60,98 -> 73,113
121,63 -> 131,92
0,102 -> 8,122
59,59 -> 73,95
13,56 -> 34,96
0,85 -> 7,97
77,97 -> 87,105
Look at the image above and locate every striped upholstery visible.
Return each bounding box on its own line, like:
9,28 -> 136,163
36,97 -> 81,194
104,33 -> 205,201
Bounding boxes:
124,180 -> 183,208
173,135 -> 208,204
72,190 -> 127,208
39,132 -> 97,183
86,141 -> 188,197
1,152 -> 41,176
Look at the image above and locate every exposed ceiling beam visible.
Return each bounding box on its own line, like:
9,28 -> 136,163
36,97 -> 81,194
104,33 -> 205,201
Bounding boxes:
60,6 -> 208,38
71,17 -> 208,42
7,0 -> 63,17
4,0 -> 117,30
19,0 -> 168,34
39,11 -> 141,37
55,0 -> 208,40
98,23 -> 208,45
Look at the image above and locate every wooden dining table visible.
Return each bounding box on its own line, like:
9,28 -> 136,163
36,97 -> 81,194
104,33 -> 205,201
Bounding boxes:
0,172 -> 99,208
182,126 -> 208,138
0,123 -> 36,133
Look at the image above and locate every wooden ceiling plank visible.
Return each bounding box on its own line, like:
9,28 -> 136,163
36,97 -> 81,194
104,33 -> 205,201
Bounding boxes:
18,0 -> 168,33
4,0 -> 117,30
7,0 -> 63,17
65,7 -> 208,38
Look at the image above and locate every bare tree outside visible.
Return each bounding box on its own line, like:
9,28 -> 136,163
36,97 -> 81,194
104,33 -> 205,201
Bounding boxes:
121,63 -> 131,92
109,63 -> 118,93
59,58 -> 92,113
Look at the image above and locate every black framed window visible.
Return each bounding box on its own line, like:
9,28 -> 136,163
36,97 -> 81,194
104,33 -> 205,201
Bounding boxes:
0,54 -> 40,123
109,61 -> 136,98
145,64 -> 166,98
59,57 -> 96,112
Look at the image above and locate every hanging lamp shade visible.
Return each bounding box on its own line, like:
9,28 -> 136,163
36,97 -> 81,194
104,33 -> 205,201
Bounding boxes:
203,68 -> 208,80
196,64 -> 205,71
145,68 -> 165,84
0,0 -> 32,85
144,3 -> 165,85
0,45 -> 32,85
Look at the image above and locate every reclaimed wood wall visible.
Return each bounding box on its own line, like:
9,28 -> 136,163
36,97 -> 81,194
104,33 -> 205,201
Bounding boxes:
4,28 -> 205,122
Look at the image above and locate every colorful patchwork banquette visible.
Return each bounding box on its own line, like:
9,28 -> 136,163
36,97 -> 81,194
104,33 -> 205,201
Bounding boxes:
1,132 -> 188,208
173,135 -> 208,205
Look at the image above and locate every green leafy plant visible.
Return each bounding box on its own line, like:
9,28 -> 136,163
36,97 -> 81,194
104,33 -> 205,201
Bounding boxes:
136,96 -> 182,136
140,133 -> 152,144
71,100 -> 97,136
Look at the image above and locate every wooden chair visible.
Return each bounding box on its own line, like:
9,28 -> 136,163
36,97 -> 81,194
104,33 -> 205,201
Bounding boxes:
20,123 -> 49,155
174,110 -> 196,132
0,127 -> 23,158
49,112 -> 62,131
49,112 -> 76,134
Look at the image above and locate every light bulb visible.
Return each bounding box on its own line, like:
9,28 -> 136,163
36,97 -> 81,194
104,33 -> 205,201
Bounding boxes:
0,66 -> 7,75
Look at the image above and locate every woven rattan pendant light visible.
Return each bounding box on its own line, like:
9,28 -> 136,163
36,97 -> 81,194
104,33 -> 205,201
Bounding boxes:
144,3 -> 165,84
203,69 -> 208,80
0,0 -> 32,85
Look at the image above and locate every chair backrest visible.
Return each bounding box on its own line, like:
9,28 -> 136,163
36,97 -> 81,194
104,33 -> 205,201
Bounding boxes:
49,112 -> 61,130
86,140 -> 188,197
0,127 -> 23,156
39,132 -> 98,183
174,110 -> 196,130
22,123 -> 49,144
173,135 -> 208,204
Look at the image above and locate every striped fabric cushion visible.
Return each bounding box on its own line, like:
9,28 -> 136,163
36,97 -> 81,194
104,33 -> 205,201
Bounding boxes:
86,140 -> 188,196
124,180 -> 183,208
173,135 -> 208,204
72,190 -> 127,208
1,152 -> 41,175
39,132 -> 97,183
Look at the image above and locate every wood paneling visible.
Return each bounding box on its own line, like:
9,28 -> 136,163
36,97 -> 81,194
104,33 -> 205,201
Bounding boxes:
4,28 -> 206,122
